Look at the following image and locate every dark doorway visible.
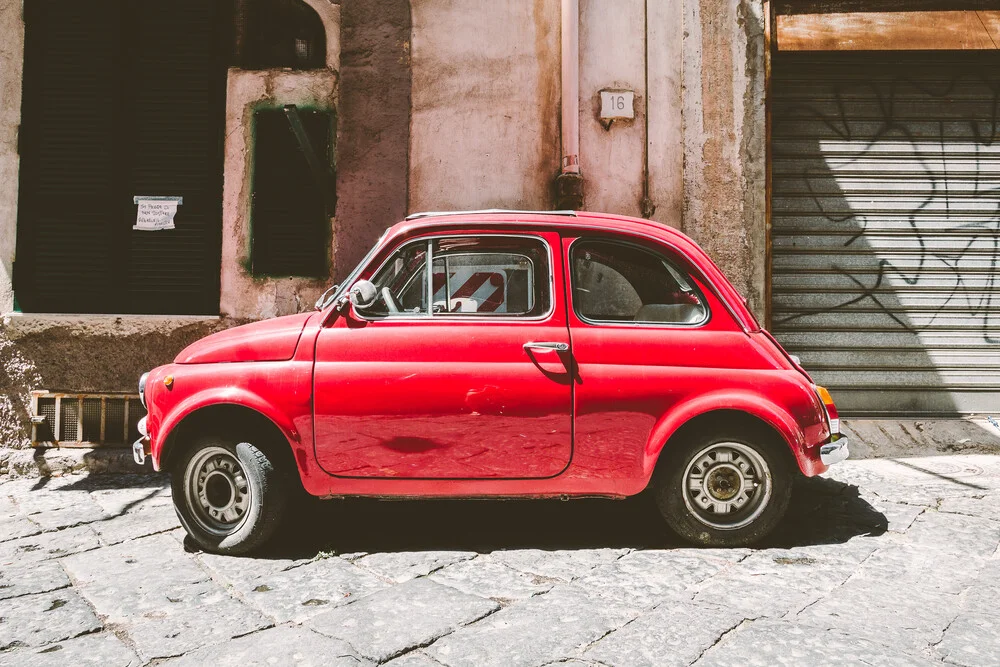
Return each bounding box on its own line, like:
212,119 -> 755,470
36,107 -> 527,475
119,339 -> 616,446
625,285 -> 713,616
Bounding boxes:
15,1 -> 231,315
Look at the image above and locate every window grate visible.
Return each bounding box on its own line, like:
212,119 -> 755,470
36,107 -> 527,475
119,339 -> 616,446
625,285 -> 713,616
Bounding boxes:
30,392 -> 146,448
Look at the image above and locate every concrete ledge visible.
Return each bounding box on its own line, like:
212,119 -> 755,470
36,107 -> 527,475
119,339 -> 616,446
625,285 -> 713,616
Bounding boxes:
0,447 -> 153,480
843,419 -> 1000,459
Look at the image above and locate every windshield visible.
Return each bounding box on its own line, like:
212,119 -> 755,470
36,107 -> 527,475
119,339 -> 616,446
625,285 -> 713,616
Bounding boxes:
315,228 -> 391,310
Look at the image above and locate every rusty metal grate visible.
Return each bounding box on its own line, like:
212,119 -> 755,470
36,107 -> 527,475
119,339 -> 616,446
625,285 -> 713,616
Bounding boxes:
31,392 -> 147,448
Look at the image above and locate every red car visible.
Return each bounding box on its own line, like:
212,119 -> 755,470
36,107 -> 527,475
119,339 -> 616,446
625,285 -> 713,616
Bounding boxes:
135,210 -> 848,554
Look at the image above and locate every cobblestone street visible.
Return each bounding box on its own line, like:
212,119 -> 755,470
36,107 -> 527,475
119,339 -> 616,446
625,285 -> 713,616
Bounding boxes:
1,455 -> 999,666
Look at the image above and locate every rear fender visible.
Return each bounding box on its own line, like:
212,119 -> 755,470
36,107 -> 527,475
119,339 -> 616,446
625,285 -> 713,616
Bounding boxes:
641,391 -> 809,482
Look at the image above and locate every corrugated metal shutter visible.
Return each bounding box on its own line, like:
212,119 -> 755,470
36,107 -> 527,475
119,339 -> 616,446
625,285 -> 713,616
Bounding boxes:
771,52 -> 1000,417
15,1 -> 227,315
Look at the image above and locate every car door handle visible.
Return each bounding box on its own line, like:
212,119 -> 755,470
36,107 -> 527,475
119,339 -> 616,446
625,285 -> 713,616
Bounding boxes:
523,341 -> 569,352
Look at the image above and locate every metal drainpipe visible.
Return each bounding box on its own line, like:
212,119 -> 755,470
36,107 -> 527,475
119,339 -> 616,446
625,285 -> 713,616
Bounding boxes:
555,0 -> 584,210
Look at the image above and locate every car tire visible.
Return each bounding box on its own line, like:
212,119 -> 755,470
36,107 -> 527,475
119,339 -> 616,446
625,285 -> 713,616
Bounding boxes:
171,437 -> 288,555
653,428 -> 793,547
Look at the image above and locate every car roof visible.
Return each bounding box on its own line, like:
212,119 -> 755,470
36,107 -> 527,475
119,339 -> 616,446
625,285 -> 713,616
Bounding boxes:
391,210 -> 689,244
382,210 -> 759,332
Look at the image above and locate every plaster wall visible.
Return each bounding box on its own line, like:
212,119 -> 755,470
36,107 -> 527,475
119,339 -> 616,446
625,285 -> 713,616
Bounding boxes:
0,315 -> 234,449
405,0 -> 766,320
219,69 -> 339,319
682,0 -> 768,319
334,0 -> 412,280
646,0 -> 685,228
408,0 -> 561,212
578,0 -> 647,218
0,0 -> 24,314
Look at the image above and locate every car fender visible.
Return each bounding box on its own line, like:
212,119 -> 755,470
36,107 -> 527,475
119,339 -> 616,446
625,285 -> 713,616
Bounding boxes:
641,390 -> 807,481
154,387 -> 301,467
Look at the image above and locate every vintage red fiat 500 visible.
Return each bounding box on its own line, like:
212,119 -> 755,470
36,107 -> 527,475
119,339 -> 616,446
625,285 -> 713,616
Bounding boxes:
135,210 -> 848,554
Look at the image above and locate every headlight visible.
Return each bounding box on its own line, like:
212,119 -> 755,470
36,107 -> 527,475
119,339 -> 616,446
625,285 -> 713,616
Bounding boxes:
139,372 -> 149,408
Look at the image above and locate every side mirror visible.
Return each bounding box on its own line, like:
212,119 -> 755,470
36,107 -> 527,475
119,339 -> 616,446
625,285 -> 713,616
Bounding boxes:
314,283 -> 340,310
348,280 -> 378,309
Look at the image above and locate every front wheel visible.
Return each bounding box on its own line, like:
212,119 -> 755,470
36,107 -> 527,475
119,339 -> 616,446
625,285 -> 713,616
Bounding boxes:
653,431 -> 793,547
171,438 -> 288,555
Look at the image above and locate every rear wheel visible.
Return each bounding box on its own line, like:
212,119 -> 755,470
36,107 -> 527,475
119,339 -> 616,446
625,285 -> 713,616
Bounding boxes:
171,437 -> 288,555
653,430 -> 792,547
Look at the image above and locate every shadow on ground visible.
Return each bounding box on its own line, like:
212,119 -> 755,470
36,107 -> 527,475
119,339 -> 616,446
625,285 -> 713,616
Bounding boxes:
244,475 -> 887,559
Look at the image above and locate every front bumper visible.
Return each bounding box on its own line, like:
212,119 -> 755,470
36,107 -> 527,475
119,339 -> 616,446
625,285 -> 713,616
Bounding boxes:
132,416 -> 151,466
820,437 -> 850,466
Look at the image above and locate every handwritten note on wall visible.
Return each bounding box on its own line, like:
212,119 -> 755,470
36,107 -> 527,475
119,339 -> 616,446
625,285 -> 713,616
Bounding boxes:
133,196 -> 183,231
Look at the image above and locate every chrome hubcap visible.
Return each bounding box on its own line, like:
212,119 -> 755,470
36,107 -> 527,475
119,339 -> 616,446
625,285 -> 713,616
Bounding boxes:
683,442 -> 772,530
184,447 -> 251,536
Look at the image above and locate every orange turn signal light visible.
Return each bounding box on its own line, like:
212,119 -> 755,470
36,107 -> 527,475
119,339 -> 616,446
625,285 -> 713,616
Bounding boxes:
163,375 -> 174,388
816,386 -> 834,406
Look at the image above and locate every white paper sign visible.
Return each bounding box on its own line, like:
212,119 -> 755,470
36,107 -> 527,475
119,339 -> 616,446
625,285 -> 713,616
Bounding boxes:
133,196 -> 183,231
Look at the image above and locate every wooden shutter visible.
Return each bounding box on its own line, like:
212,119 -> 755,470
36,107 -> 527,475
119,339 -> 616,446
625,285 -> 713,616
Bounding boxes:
250,109 -> 332,278
16,1 -> 228,315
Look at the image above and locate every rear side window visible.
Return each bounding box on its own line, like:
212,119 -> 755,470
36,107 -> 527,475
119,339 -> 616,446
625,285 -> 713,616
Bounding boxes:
571,239 -> 708,325
361,235 -> 551,318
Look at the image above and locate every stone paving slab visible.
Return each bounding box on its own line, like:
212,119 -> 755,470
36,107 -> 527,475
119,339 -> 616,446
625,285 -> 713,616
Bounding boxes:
0,516 -> 44,543
933,612 -> 1000,667
1,455 -> 1000,665
693,618 -> 939,666
584,601 -> 746,667
163,624 -> 372,666
228,557 -> 390,623
1,632 -> 142,666
0,560 -> 70,601
793,569 -> 962,652
382,651 -> 443,667
692,548 -> 865,618
489,547 -> 631,583
351,550 -> 477,583
89,504 -> 180,547
570,550 -> 735,609
428,555 -> 559,603
0,524 -> 101,565
424,584 -> 636,667
307,577 -> 499,662
0,588 -> 101,651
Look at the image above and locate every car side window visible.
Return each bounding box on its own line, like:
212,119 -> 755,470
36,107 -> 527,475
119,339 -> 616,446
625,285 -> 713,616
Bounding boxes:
571,239 -> 708,325
360,235 -> 551,318
431,237 -> 549,316
363,242 -> 429,317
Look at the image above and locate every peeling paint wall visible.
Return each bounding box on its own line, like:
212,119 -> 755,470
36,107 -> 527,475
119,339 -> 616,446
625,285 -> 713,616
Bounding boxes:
408,0 -> 561,212
405,0 -> 766,315
646,0 -> 686,229
682,0 -> 767,318
335,0 -> 412,281
0,315 -> 238,448
0,0 -> 24,315
578,0 -> 647,218
219,69 -> 339,319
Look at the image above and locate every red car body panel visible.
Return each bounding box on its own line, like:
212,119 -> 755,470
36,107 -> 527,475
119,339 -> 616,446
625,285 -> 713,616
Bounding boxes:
175,312 -> 314,364
144,212 -> 833,499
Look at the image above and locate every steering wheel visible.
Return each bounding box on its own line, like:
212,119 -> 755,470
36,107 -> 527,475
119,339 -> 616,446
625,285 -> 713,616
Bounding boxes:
381,287 -> 400,314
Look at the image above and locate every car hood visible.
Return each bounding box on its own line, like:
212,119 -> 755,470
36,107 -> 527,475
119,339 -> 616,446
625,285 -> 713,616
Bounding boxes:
175,312 -> 315,364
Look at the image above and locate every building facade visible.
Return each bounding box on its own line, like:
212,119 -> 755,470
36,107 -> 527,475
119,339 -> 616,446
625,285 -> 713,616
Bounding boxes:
0,0 -> 997,449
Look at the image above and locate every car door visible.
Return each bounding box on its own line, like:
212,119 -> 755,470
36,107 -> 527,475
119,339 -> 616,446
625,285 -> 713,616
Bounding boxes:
563,235 -> 750,480
313,231 -> 573,479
